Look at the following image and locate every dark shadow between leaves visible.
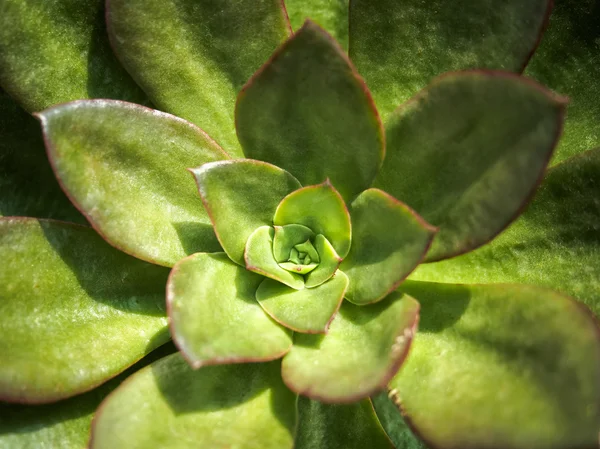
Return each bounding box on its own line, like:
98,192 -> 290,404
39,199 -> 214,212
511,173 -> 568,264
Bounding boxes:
172,221 -> 222,255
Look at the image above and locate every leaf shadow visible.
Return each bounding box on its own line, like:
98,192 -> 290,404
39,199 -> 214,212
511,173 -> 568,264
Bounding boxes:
172,221 -> 222,255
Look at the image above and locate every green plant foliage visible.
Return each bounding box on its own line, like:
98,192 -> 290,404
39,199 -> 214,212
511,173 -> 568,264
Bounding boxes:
285,0 -> 349,50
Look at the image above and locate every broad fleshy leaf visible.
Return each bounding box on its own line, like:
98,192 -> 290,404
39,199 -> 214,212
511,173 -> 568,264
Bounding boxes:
107,0 -> 291,157
0,0 -> 146,112
245,226 -> 304,290
0,218 -> 169,403
526,0 -> 600,164
282,292 -> 419,402
375,72 -> 565,262
0,343 -> 176,449
0,90 -> 83,223
371,393 -> 427,449
236,21 -> 384,201
284,0 -> 349,50
167,252 -> 292,368
256,271 -> 348,333
90,354 -> 297,449
341,189 -> 436,305
349,0 -> 552,120
274,182 -> 351,258
411,148 -> 600,316
305,234 -> 343,288
295,396 -> 393,449
390,281 -> 600,449
191,160 -> 301,265
39,100 -> 228,267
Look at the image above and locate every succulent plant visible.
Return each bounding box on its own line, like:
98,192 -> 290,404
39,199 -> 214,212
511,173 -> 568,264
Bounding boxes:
1,1 -> 599,449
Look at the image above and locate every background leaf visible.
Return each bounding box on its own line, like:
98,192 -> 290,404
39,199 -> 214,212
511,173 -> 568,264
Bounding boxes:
0,0 -> 147,112
284,0 -> 349,50
107,0 -> 291,157
0,218 -> 170,403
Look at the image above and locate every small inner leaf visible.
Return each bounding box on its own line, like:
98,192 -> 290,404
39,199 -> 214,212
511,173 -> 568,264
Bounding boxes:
305,234 -> 342,288
273,224 -> 315,263
294,240 -> 320,263
279,262 -> 318,275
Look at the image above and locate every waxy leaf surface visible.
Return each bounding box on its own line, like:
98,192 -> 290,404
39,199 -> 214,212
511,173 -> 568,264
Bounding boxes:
0,0 -> 146,112
39,100 -> 227,267
295,396 -> 393,449
236,21 -> 384,201
0,218 -> 169,403
305,234 -> 343,288
0,344 -> 176,449
0,90 -> 83,223
90,354 -> 297,449
285,0 -> 349,50
107,0 -> 290,157
341,189 -> 436,305
391,281 -> 600,449
256,271 -> 348,333
411,148 -> 600,316
349,0 -> 551,119
192,160 -> 301,265
274,182 -> 351,258
375,72 -> 565,262
526,0 -> 600,164
167,252 -> 292,368
245,226 -> 304,290
282,292 -> 419,402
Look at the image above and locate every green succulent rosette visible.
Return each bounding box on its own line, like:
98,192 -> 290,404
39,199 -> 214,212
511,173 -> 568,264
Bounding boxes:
1,1 -> 600,449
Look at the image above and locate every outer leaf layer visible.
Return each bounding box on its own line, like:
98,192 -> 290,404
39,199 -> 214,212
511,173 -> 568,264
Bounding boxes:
0,90 -> 83,223
191,160 -> 301,265
295,396 -> 393,449
256,271 -> 348,333
0,0 -> 146,112
341,189 -> 436,305
0,218 -> 169,403
349,0 -> 551,119
90,354 -> 296,449
284,0 -> 349,50
236,21 -> 384,201
526,0 -> 600,164
391,281 -> 600,449
0,344 -> 175,449
274,182 -> 351,258
371,393 -> 427,449
282,292 -> 419,402
40,100 -> 228,267
167,252 -> 292,368
107,0 -> 290,157
411,148 -> 600,316
375,72 -> 565,262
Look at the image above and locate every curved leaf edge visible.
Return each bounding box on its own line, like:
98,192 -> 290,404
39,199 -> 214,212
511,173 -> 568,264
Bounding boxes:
165,252 -> 293,370
518,0 -> 555,73
36,99 -> 231,268
0,217 -> 169,405
411,70 -> 568,263
281,296 -> 421,404
234,19 -> 386,176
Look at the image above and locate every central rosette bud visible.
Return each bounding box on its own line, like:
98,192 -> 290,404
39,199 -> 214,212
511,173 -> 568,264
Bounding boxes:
272,224 -> 330,276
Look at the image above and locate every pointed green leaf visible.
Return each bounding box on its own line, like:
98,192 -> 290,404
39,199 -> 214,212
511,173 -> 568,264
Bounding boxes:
39,100 -> 228,267
285,0 -> 350,50
526,0 -> 600,164
245,226 -> 304,290
256,271 -> 348,333
341,189 -> 436,305
273,225 -> 315,262
295,396 -> 393,449
191,160 -> 301,265
236,21 -> 384,201
90,354 -> 297,449
374,72 -> 565,262
107,0 -> 291,157
411,148 -> 600,316
0,344 -> 176,449
274,182 -> 351,258
391,281 -> 600,449
282,292 -> 419,402
0,90 -> 83,223
167,252 -> 292,368
305,234 -> 343,288
349,0 -> 551,120
371,393 -> 427,449
0,0 -> 147,112
0,218 -> 169,403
